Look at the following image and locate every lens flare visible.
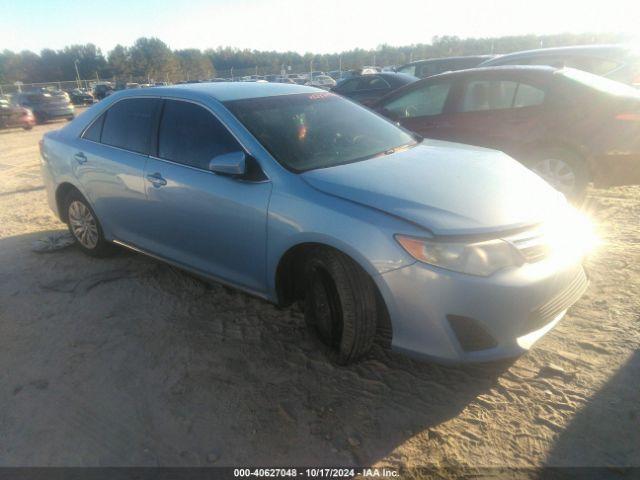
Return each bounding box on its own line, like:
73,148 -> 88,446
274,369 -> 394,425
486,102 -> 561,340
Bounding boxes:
542,208 -> 600,261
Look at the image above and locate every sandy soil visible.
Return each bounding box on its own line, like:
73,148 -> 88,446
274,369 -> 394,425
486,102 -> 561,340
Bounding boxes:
0,119 -> 638,471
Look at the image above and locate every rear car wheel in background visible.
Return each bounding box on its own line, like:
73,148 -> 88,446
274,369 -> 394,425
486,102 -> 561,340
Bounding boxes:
64,190 -> 114,257
528,147 -> 588,201
303,248 -> 378,365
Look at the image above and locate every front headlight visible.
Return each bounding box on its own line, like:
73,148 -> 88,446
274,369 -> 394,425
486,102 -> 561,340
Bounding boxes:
395,235 -> 523,277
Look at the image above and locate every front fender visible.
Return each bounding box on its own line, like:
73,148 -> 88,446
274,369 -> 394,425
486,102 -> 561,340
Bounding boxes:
265,185 -> 422,301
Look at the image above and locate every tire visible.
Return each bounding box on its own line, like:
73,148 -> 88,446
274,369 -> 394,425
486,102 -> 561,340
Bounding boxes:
64,189 -> 114,257
34,113 -> 46,125
527,147 -> 588,202
22,125 -> 33,130
303,248 -> 378,364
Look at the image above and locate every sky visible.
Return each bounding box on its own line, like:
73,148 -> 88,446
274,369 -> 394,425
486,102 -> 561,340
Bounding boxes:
1,0 -> 639,54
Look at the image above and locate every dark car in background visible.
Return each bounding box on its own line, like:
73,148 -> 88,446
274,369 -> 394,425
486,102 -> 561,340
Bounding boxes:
12,91 -> 74,124
396,55 -> 495,79
375,66 -> 640,199
0,96 -> 35,130
479,45 -> 640,87
69,88 -> 94,105
331,72 -> 418,106
93,83 -> 114,100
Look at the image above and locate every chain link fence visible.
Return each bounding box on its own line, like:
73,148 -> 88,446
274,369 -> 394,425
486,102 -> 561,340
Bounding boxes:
0,79 -> 95,95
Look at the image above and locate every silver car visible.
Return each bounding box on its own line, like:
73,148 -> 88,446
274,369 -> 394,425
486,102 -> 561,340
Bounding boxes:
40,83 -> 591,364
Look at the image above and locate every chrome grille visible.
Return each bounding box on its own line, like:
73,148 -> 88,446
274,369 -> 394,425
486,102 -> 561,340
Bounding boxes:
507,228 -> 550,263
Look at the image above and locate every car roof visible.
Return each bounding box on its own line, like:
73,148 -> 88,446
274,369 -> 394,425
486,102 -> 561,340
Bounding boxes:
373,72 -> 419,84
375,72 -> 416,79
424,64 -> 559,80
401,55 -> 495,67
484,44 -> 632,63
113,81 -> 323,102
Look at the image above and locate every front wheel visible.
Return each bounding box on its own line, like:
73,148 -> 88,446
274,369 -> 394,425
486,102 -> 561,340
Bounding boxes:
64,190 -> 114,257
528,148 -> 588,202
303,248 -> 378,364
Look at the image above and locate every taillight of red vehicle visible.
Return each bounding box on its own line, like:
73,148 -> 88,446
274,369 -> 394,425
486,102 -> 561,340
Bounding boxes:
615,112 -> 640,122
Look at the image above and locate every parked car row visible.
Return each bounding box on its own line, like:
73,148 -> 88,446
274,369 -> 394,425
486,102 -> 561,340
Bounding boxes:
1,91 -> 75,127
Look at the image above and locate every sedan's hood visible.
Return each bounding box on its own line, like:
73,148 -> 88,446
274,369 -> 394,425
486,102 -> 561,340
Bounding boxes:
301,140 -> 565,236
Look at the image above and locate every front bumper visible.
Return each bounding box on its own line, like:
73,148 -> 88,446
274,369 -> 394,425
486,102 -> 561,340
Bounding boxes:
375,255 -> 588,363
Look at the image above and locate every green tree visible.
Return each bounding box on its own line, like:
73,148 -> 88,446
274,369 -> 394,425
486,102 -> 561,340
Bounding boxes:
129,37 -> 178,82
175,49 -> 214,81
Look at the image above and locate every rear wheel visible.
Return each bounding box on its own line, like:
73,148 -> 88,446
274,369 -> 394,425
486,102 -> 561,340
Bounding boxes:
303,248 -> 378,364
64,190 -> 114,257
528,147 -> 588,202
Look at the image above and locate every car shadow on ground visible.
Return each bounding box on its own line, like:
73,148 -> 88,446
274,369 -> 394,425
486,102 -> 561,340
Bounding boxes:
545,350 -> 640,469
0,230 -> 513,466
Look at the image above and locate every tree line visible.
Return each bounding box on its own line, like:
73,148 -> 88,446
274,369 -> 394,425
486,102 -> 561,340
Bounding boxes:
0,32 -> 630,85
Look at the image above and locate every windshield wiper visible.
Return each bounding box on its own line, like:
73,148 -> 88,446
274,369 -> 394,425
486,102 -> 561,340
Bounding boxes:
383,141 -> 418,156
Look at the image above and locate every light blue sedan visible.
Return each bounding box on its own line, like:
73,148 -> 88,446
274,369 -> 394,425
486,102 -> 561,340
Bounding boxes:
40,83 -> 590,364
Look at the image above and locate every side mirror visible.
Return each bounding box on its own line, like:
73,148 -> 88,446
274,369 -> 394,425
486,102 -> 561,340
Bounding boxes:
208,151 -> 247,176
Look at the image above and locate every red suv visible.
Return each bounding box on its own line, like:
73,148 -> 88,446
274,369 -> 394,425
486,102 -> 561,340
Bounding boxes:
375,66 -> 640,199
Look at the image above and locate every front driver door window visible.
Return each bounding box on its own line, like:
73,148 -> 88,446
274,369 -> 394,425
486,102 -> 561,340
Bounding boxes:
142,99 -> 272,293
381,81 -> 453,138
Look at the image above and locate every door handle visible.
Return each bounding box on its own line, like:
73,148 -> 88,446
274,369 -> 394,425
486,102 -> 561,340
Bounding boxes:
74,152 -> 87,164
146,172 -> 167,187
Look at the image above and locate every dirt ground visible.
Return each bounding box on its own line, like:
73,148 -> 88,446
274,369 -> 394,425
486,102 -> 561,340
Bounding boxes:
0,118 -> 638,471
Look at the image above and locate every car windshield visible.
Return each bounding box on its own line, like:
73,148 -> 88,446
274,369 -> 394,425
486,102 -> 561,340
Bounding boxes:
224,92 -> 418,172
560,68 -> 640,98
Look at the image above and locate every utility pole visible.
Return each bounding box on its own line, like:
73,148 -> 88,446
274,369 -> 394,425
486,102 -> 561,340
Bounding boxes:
74,59 -> 81,89
339,56 -> 342,74
230,66 -> 234,81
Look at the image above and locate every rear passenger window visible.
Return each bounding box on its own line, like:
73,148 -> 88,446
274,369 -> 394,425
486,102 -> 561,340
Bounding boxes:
461,80 -> 518,112
82,113 -> 105,142
101,98 -> 159,154
514,83 -> 545,108
158,100 -> 240,170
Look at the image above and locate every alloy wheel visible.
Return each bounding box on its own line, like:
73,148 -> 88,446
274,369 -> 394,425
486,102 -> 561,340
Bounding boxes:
531,158 -> 576,195
68,200 -> 99,249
